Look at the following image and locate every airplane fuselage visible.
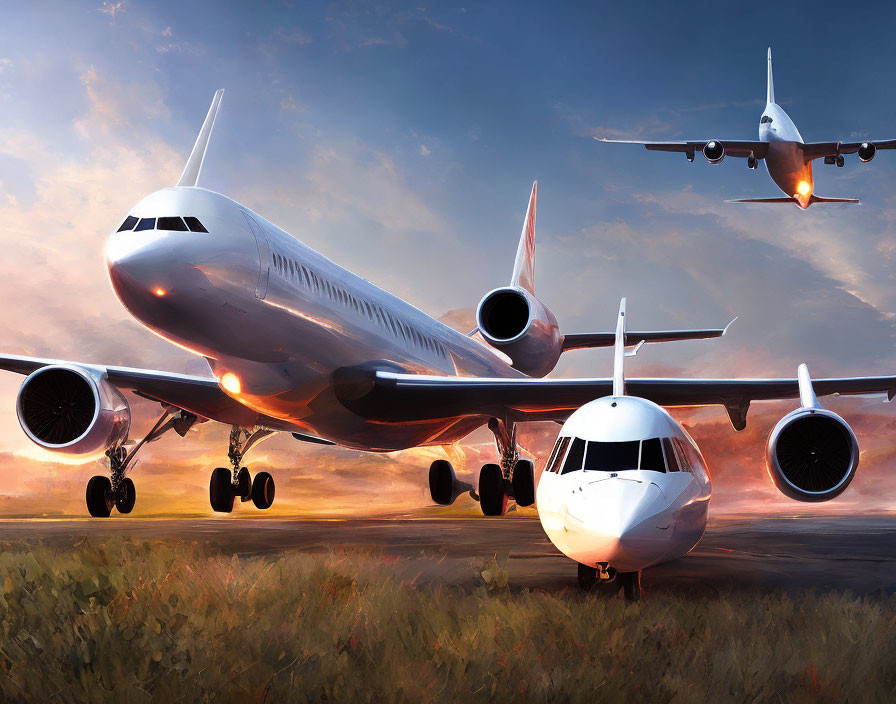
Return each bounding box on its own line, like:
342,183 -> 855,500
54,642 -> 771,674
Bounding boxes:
759,102 -> 814,208
106,187 -> 523,451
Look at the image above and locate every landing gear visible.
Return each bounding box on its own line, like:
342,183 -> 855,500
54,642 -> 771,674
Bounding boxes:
578,563 -> 640,601
207,426 -> 275,513
619,571 -> 642,602
479,463 -> 507,516
476,418 -> 536,516
836,154 -> 845,168
747,154 -> 758,170
85,408 -> 197,517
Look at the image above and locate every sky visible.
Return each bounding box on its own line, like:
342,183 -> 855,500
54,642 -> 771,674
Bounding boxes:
1,0 -> 896,516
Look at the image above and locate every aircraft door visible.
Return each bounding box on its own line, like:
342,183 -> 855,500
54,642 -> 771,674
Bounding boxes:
242,212 -> 270,300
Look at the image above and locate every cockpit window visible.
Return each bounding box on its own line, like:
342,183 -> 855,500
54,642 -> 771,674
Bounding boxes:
117,216 -> 138,232
560,437 -> 670,473
134,217 -> 156,232
547,437 -> 571,473
183,216 -> 208,233
584,440 -> 641,472
158,216 -> 189,231
760,115 -> 773,124
662,438 -> 679,472
639,438 -> 665,472
560,437 -> 586,474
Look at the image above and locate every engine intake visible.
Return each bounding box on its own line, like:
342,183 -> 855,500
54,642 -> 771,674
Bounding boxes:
476,287 -> 561,377
766,408 -> 858,502
857,142 -> 876,162
16,365 -> 130,456
703,140 -> 725,164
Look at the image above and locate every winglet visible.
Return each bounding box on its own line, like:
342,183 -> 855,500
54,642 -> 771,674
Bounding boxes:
723,317 -> 738,335
510,181 -> 537,294
177,89 -> 224,188
613,298 -> 626,397
767,47 -> 775,105
797,363 -> 819,409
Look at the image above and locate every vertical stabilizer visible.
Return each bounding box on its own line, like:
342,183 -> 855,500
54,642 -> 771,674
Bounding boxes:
177,89 -> 224,188
766,47 -> 775,104
613,298 -> 626,397
510,181 -> 537,294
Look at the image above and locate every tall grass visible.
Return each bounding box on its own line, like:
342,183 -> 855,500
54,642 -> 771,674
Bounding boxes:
0,538 -> 893,702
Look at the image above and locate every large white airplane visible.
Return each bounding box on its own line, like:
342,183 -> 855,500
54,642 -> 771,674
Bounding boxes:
596,48 -> 896,208
1,92 -> 894,595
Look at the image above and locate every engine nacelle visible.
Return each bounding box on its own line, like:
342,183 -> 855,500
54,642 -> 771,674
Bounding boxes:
857,142 -> 876,162
765,407 -> 858,502
16,365 -> 130,457
703,140 -> 725,164
476,287 -> 562,377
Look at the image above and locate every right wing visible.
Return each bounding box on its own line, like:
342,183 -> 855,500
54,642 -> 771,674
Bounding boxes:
596,137 -> 769,160
561,322 -> 735,352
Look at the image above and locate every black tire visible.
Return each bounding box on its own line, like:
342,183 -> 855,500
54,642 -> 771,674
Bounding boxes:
86,476 -> 113,517
115,477 -> 136,514
210,467 -> 234,513
237,467 -> 252,501
620,571 -> 642,602
478,463 -> 507,516
511,459 -> 536,507
577,562 -> 597,591
429,460 -> 456,505
252,471 -> 275,510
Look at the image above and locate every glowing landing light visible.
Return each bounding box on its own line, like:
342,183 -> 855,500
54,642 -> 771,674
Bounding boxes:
797,180 -> 811,196
153,287 -> 167,297
221,372 -> 241,395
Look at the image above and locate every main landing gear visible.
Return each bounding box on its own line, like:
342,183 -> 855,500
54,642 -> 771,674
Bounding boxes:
427,418 -> 536,516
578,563 -> 642,602
209,427 -> 276,513
86,409 -> 197,517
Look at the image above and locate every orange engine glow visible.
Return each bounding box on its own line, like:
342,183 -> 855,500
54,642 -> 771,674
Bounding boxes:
221,372 -> 242,395
153,287 -> 167,297
797,180 -> 811,196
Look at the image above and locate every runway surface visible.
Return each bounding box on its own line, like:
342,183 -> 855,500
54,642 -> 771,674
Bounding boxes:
0,514 -> 893,595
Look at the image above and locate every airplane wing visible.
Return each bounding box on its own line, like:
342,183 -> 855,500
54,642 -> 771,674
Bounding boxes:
335,369 -> 896,431
0,354 -> 297,431
800,140 -> 896,161
561,322 -> 734,352
595,137 -> 769,159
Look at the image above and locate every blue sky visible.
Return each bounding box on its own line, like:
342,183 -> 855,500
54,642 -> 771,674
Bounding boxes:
1,1 -> 896,514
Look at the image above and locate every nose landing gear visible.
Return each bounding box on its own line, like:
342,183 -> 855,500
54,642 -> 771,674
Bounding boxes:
578,563 -> 642,602
208,427 -> 276,513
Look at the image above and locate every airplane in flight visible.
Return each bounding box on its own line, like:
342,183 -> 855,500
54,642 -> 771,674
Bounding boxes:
0,92 -> 893,596
596,48 -> 896,208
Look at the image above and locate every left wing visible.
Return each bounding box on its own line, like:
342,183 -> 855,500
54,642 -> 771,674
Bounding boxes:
596,137 -> 769,160
335,369 -> 896,430
0,353 -> 297,431
800,140 -> 896,161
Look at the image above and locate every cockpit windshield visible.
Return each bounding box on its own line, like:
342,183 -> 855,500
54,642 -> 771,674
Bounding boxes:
760,115 -> 773,124
116,216 -> 208,233
558,437 -> 668,474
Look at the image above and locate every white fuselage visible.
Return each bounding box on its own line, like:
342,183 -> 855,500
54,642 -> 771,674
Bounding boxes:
537,395 -> 711,572
759,102 -> 814,208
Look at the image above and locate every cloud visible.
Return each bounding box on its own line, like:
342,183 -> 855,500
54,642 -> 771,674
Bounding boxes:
97,1 -> 125,18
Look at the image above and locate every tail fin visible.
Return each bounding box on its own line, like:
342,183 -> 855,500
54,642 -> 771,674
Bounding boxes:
177,89 -> 224,188
613,298 -> 626,397
767,47 -> 775,104
510,181 -> 537,294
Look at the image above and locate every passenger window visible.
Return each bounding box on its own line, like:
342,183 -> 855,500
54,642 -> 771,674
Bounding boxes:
561,438 -> 586,474
158,216 -> 188,231
662,438 -> 679,472
183,217 -> 208,233
546,437 -> 571,474
117,216 -> 138,232
639,438 -> 666,473
135,217 -> 156,231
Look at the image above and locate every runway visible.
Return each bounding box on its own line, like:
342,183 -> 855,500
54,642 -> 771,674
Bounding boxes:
0,514 -> 893,595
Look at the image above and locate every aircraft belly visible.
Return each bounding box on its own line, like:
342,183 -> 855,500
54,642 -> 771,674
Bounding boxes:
766,141 -> 810,196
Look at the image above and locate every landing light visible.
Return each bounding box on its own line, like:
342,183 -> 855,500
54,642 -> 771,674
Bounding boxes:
797,180 -> 811,196
153,287 -> 167,297
221,372 -> 241,395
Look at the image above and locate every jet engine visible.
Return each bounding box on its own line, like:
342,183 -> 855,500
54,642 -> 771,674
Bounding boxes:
16,365 -> 130,456
476,286 -> 562,377
765,407 -> 859,502
857,142 -> 876,162
703,140 -> 725,164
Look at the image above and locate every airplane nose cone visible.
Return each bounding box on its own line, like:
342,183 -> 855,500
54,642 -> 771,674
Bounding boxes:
564,477 -> 669,571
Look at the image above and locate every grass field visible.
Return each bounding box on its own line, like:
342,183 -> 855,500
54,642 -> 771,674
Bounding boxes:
0,538 -> 894,703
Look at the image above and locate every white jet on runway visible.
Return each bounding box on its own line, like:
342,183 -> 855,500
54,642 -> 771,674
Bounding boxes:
0,92 -> 892,597
597,48 -> 896,208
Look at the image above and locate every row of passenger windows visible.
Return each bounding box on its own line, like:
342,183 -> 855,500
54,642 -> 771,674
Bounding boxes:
117,216 -> 208,233
271,251 -> 448,361
546,435 -> 703,476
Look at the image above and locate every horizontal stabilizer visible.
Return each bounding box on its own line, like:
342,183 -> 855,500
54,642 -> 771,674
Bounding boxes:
810,195 -> 861,204
562,320 -> 735,352
727,195 -> 860,205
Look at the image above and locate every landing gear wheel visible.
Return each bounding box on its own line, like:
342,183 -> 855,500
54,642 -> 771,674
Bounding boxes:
429,460 -> 455,505
619,571 -> 642,602
511,459 -> 535,507
86,476 -> 113,517
747,155 -> 758,170
479,463 -> 507,516
577,563 -> 597,591
237,467 -> 252,502
836,155 -> 845,168
210,467 -> 234,513
251,471 -> 275,510
115,478 -> 136,514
